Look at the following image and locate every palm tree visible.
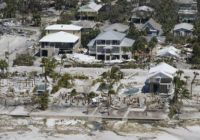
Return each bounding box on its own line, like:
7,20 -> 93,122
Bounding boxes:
180,88 -> 190,102
148,37 -> 158,61
173,76 -> 184,104
176,70 -> 184,78
191,72 -> 199,95
100,67 -> 123,115
41,58 -> 57,90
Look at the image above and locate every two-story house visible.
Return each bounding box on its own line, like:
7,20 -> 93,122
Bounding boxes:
131,6 -> 154,24
39,24 -> 82,57
175,0 -> 197,23
88,30 -> 135,61
78,2 -> 103,20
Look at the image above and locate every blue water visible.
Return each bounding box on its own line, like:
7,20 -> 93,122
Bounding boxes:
123,88 -> 139,94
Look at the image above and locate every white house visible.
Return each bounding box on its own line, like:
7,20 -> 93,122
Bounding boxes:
173,23 -> 194,37
146,62 -> 177,94
39,24 -> 82,57
88,30 -> 135,61
78,2 -> 103,19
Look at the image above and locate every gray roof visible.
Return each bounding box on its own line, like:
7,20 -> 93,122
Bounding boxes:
71,20 -> 96,29
78,2 -> 102,12
95,30 -> 126,40
88,39 -> 95,47
136,18 -> 162,31
120,38 -> 135,47
136,18 -> 162,34
145,18 -> 162,31
87,33 -> 135,47
174,0 -> 196,4
103,23 -> 129,32
173,23 -> 194,31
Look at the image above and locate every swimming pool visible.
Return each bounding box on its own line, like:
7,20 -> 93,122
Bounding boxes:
123,88 -> 139,95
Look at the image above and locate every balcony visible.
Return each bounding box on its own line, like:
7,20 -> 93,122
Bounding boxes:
96,40 -> 120,46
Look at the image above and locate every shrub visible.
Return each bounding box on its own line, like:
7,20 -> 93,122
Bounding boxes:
74,63 -> 105,68
38,93 -> 49,110
51,85 -> 60,94
73,75 -> 88,80
13,53 -> 35,66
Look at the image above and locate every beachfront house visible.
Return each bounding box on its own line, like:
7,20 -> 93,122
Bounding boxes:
173,23 -> 194,37
136,18 -> 162,36
88,30 -> 135,61
145,63 -> 177,94
131,6 -> 154,24
39,24 -> 82,57
78,2 -> 103,20
175,0 -> 197,23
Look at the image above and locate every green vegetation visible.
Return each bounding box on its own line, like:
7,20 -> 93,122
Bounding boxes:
70,89 -> 78,97
97,0 -> 131,23
57,11 -> 76,24
51,73 -> 73,94
73,75 -> 88,80
169,70 -> 190,118
191,43 -> 200,68
191,72 -> 199,95
38,93 -> 49,110
13,53 -> 35,66
0,59 -> 8,78
149,0 -> 178,34
41,57 -> 57,83
32,8 -> 41,26
74,63 -> 105,68
99,67 -> 123,115
81,29 -> 100,48
2,0 -> 17,18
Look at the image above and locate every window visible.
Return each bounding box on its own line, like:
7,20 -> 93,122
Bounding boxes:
106,40 -> 110,45
97,40 -> 105,45
97,46 -> 104,53
112,40 -> 120,45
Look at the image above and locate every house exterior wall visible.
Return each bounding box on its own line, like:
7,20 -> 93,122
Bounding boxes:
40,41 -> 79,57
45,29 -> 81,52
89,40 -> 132,61
178,1 -> 197,23
149,78 -> 173,93
173,29 -> 192,37
142,23 -> 159,36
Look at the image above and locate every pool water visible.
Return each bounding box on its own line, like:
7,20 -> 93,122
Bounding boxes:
123,88 -> 139,94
